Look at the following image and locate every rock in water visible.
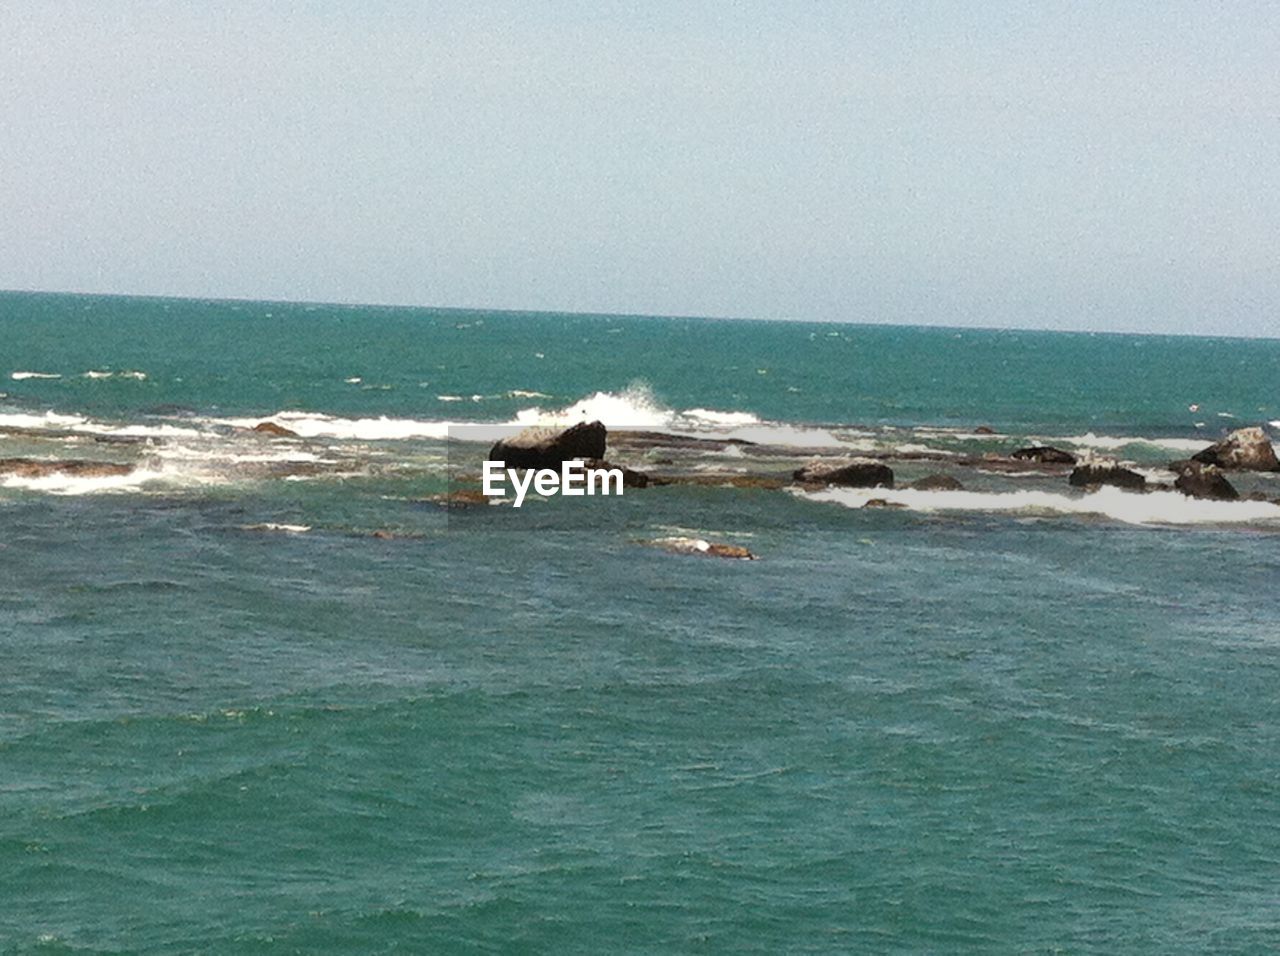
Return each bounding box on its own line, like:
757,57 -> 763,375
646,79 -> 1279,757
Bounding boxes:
581,458 -> 649,488
793,459 -> 894,488
1068,460 -> 1146,491
910,474 -> 964,491
0,458 -> 134,478
1191,426 -> 1280,471
1171,461 -> 1239,500
1011,446 -> 1077,465
488,421 -> 607,470
647,536 -> 756,560
253,421 -> 299,438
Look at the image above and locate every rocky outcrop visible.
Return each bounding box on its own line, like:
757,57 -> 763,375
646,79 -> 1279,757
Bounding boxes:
1191,427 -> 1279,472
1068,460 -> 1146,491
1011,446 -> 1077,465
974,426 -> 996,435
793,459 -> 893,488
253,421 -> 299,438
910,474 -> 963,491
0,458 -> 134,478
1171,461 -> 1238,500
581,458 -> 649,489
863,498 -> 907,509
488,421 -> 607,469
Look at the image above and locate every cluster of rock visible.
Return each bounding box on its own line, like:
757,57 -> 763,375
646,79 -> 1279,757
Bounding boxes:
0,458 -> 134,478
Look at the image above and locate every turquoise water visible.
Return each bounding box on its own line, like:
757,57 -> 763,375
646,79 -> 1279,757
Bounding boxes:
2,292 -> 1279,953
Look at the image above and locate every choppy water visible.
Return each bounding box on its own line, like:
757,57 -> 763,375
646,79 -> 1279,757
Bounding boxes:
2,291 -> 1279,953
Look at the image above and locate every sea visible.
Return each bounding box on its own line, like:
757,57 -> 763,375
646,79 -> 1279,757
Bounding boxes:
2,290 -> 1279,953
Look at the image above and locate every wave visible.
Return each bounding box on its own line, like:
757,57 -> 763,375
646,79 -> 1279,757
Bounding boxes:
82,370 -> 147,380
0,410 -> 202,439
1055,432 -> 1211,454
0,467 -> 173,496
10,371 -> 60,380
799,485 -> 1280,526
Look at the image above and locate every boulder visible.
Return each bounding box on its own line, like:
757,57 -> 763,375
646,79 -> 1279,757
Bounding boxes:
1068,460 -> 1146,491
863,498 -> 907,509
1171,461 -> 1238,501
974,425 -> 996,435
910,473 -> 964,491
1190,426 -> 1279,471
253,421 -> 299,438
793,459 -> 894,488
0,458 -> 134,478
488,420 -> 607,469
1011,446 -> 1077,465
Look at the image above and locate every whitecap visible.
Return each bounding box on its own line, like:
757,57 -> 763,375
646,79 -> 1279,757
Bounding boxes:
798,485 -> 1280,527
1054,432 -> 1209,454
10,371 -> 60,380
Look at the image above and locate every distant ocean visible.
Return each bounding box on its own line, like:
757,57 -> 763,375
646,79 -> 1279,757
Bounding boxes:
2,290 -> 1279,953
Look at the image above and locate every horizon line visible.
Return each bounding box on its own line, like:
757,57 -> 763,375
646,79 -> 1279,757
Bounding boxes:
2,285 -> 1277,345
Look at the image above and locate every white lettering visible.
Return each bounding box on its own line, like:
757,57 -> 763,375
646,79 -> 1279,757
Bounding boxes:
482,460 -> 506,498
533,469 -> 558,497
510,467 -> 536,508
561,460 -> 586,495
588,466 -> 624,496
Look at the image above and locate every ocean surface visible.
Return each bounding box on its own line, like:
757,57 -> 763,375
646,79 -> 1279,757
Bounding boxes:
2,290 -> 1279,953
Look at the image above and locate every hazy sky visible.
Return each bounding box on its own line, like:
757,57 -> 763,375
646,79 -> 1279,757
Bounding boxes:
2,2 -> 1277,335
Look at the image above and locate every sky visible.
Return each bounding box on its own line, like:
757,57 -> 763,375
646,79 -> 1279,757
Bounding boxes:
1,1 -> 1277,335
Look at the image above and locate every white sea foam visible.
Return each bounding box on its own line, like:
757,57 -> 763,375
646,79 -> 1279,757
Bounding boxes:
508,389 -> 551,399
240,523 -> 311,533
684,408 -> 762,427
1054,432 -> 1209,454
799,485 -> 1280,526
10,371 -> 60,380
81,369 -> 147,380
217,412 -> 454,441
0,467 -> 172,496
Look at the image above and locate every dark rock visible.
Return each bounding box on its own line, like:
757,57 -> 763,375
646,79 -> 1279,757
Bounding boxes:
582,458 -> 649,488
649,473 -> 786,490
0,458 -> 134,478
1012,446 -> 1077,465
489,420 -> 607,469
253,421 -> 299,438
421,490 -> 492,509
648,537 -> 756,560
1068,461 -> 1146,491
1191,426 -> 1280,471
793,459 -> 894,488
974,425 -> 996,435
910,474 -> 964,491
863,498 -> 907,509
1171,460 -> 1238,500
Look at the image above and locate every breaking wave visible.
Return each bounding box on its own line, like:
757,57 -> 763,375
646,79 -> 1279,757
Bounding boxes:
799,485 -> 1280,527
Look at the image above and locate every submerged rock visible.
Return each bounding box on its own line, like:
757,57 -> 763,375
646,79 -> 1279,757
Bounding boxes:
1171,460 -> 1239,501
488,420 -> 607,469
1068,460 -> 1146,491
1191,426 -> 1280,472
1011,446 -> 1077,465
253,421 -> 299,438
581,458 -> 650,489
863,498 -> 907,509
420,490 -> 493,509
0,458 -> 134,478
793,459 -> 894,488
973,425 -> 996,435
910,474 -> 964,491
649,472 -> 786,490
647,536 -> 756,560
